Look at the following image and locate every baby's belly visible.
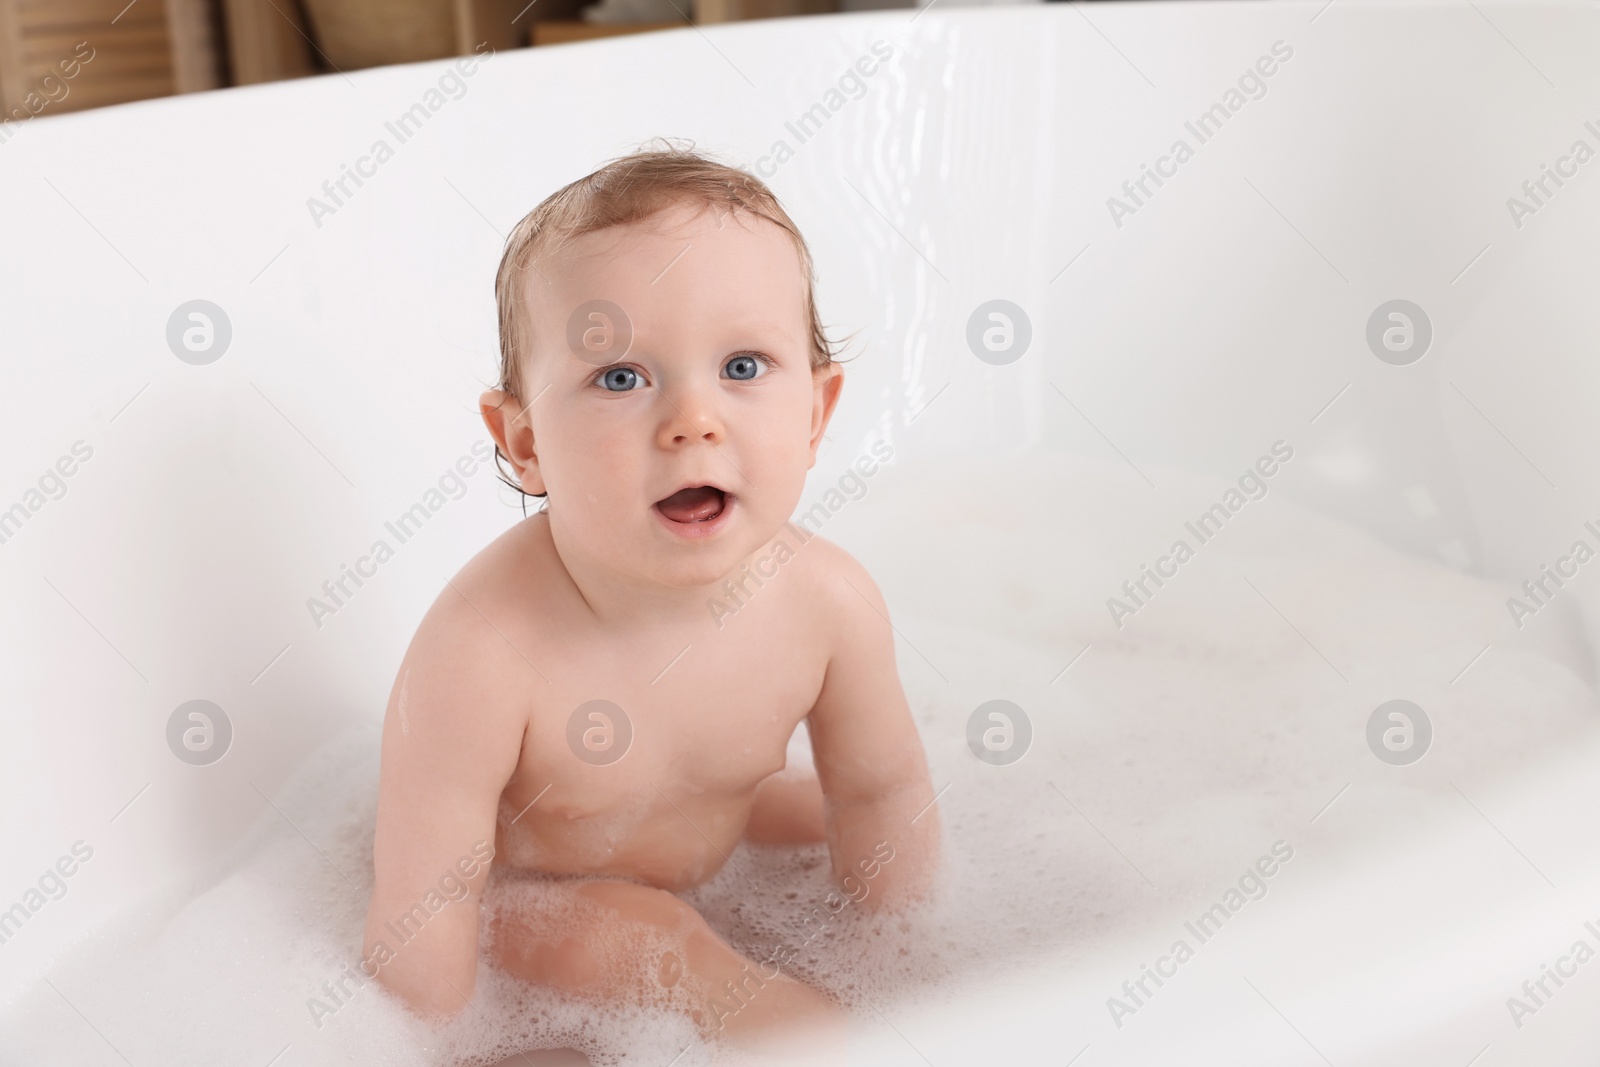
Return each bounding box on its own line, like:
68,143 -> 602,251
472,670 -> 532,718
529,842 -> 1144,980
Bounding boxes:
493,792 -> 753,893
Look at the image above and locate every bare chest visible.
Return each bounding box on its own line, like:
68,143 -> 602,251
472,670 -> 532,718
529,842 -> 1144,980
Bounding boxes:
492,602 -> 828,884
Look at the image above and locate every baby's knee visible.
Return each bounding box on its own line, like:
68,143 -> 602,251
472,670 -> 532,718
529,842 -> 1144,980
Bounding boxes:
489,910 -> 603,990
491,879 -> 705,996
576,879 -> 701,934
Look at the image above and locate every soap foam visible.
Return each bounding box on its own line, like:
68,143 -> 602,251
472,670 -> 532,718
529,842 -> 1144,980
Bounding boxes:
3,452 -> 1596,1066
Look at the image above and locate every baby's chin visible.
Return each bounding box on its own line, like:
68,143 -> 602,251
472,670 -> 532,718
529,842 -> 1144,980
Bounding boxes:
555,501 -> 783,591
609,548 -> 758,601
646,555 -> 748,591
652,506 -> 811,589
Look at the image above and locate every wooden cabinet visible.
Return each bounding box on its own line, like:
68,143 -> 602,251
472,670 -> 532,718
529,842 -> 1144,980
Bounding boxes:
221,0 -> 591,82
695,0 -> 835,21
0,0 -> 223,118
0,0 -> 841,120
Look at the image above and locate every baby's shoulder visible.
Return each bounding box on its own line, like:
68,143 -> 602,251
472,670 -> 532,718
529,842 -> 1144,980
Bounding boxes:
411,514 -> 556,660
785,531 -> 890,620
763,532 -> 897,673
381,523 -> 545,768
790,529 -> 860,576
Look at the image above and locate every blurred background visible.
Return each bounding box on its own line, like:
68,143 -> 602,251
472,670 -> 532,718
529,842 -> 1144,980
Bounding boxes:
0,0 -> 1050,119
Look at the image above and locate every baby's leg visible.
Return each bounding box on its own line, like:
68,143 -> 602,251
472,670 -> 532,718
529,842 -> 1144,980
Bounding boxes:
488,877 -> 842,1049
743,772 -> 827,845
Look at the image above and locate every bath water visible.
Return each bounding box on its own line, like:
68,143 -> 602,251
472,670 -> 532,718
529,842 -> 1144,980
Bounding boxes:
4,453 -> 1595,1065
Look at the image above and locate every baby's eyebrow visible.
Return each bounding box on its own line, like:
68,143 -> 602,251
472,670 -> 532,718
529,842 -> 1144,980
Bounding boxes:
573,356 -> 628,373
719,318 -> 800,344
725,313 -> 792,331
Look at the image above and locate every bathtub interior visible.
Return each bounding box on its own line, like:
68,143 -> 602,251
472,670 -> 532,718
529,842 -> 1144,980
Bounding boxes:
2,1 -> 1600,1062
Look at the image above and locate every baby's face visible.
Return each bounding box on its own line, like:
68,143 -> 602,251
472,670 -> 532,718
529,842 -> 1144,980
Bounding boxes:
512,200 -> 842,590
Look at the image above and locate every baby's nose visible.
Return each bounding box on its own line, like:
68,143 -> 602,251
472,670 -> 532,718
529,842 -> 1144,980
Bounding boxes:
656,383 -> 727,446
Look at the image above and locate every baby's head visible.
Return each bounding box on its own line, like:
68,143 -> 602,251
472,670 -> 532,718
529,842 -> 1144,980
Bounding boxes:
481,141 -> 851,591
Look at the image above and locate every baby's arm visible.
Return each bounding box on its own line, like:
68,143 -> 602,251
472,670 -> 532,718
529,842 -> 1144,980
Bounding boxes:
363,586 -> 527,1019
806,545 -> 941,909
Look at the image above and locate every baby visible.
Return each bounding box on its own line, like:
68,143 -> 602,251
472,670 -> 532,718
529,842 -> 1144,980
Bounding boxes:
362,142 -> 941,1055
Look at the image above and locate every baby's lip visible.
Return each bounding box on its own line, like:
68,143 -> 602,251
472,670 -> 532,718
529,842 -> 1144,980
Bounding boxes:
654,479 -> 733,505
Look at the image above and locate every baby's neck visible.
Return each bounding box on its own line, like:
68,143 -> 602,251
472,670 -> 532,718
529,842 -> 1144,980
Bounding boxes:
539,513 -> 792,633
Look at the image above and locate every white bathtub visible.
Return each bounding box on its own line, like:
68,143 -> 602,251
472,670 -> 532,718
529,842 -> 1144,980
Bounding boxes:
5,2 -> 1600,1063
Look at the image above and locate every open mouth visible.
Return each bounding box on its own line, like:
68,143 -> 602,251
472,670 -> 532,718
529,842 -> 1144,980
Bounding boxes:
653,485 -> 730,525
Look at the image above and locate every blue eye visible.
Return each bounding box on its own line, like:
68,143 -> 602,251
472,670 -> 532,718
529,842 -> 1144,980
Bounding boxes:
724,353 -> 772,381
596,365 -> 644,392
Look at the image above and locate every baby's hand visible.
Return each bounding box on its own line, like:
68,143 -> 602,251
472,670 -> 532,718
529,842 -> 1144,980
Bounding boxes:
803,543 -> 942,910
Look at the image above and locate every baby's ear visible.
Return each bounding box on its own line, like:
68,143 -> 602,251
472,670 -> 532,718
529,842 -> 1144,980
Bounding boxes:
479,389 -> 546,495
809,363 -> 844,461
